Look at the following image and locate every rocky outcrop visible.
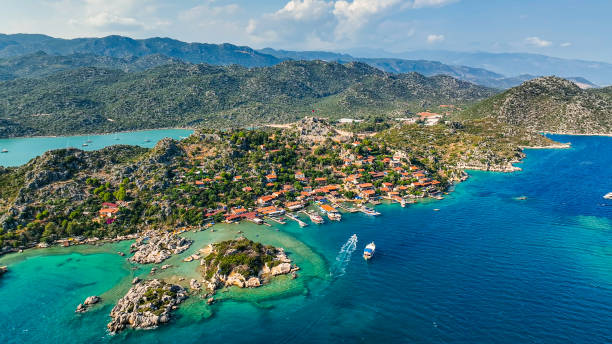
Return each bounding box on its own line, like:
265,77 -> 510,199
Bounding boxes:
129,231 -> 192,264
293,117 -> 339,142
107,279 -> 187,334
189,279 -> 201,290
200,237 -> 297,293
270,263 -> 292,276
0,266 -> 7,276
75,295 -> 100,313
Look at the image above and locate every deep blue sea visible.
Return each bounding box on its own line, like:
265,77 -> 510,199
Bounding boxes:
1,134 -> 611,343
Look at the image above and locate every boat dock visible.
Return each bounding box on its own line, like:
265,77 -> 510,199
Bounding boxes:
265,216 -> 286,225
286,213 -> 308,227
335,203 -> 359,213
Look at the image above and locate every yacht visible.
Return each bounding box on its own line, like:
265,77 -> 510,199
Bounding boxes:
1,149 -> 8,153
361,206 -> 380,216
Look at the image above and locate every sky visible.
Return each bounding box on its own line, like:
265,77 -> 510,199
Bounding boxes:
0,0 -> 610,62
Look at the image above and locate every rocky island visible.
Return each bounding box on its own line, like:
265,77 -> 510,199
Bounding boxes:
197,237 -> 298,292
107,279 -> 187,334
130,231 -> 193,264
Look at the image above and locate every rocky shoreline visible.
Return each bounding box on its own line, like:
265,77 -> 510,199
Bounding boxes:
197,237 -> 299,294
130,231 -> 193,264
107,279 -> 187,334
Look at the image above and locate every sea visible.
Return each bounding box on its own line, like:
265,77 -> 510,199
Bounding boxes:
0,134 -> 611,344
0,129 -> 194,167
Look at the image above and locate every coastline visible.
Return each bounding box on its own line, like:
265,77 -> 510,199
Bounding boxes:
541,131 -> 612,138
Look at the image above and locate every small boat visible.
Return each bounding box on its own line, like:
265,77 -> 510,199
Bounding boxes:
144,139 -> 151,143
82,143 -> 89,147
361,206 -> 380,216
604,192 -> 612,200
86,139 -> 92,143
363,242 -> 375,260
327,212 -> 342,221
1,149 -> 7,153
308,212 -> 324,224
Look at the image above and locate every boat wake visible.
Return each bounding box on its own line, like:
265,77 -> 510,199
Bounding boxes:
329,234 -> 358,278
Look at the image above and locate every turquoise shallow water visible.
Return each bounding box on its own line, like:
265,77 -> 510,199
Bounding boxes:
1,134 -> 612,343
0,129 -> 194,167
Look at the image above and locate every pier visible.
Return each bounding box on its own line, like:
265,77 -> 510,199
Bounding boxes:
335,203 -> 359,213
265,216 -> 286,225
286,213 -> 308,227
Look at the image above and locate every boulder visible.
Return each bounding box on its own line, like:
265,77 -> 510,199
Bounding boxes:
225,273 -> 245,288
84,295 -> 100,305
132,277 -> 141,284
271,263 -> 291,276
190,279 -> 201,290
246,277 -> 261,288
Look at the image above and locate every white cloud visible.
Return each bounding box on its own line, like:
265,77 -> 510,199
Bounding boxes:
410,0 -> 459,9
333,0 -> 402,39
525,36 -> 552,47
275,0 -> 332,20
427,34 -> 444,43
560,42 -> 572,47
83,12 -> 143,30
245,0 -> 458,49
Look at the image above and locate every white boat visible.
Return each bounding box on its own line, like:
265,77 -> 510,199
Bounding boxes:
361,206 -> 380,216
327,212 -> 342,221
1,149 -> 8,153
363,242 -> 375,260
308,211 -> 324,224
82,143 -> 89,147
604,192 -> 612,200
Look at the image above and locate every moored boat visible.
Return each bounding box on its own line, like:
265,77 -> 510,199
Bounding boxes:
327,212 -> 342,221
363,242 -> 375,260
360,206 -> 380,216
1,149 -> 7,153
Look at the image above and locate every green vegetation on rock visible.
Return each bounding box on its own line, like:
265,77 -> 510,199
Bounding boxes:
461,76 -> 612,134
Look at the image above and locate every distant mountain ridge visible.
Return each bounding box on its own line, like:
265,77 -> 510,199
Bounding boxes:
462,76 -> 612,134
0,51 -> 178,80
260,48 -> 600,89
0,33 -> 284,67
0,34 -> 602,89
349,49 -> 612,87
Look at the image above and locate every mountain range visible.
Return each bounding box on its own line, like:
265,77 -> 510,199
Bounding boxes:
0,60 -> 495,137
0,33 -> 282,67
347,48 -> 612,87
0,34 -> 605,89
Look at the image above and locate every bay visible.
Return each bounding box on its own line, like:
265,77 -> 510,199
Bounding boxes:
1,134 -> 611,343
0,129 -> 194,167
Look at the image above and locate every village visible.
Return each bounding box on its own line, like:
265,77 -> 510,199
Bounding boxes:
91,117 -> 448,233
